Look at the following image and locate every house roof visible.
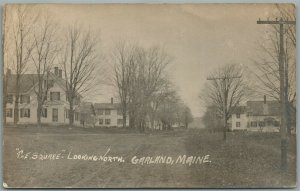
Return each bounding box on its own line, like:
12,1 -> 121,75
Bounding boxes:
5,73 -> 81,97
246,100 -> 280,116
79,102 -> 95,115
231,106 -> 247,114
6,74 -> 39,94
93,103 -> 121,110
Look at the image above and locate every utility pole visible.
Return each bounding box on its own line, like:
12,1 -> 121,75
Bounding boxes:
207,76 -> 241,141
257,18 -> 295,171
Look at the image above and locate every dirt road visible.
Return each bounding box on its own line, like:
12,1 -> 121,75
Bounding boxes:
3,128 -> 296,188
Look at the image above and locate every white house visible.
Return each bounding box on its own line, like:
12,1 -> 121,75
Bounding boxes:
230,106 -> 247,131
94,98 -> 129,128
230,96 -> 281,132
5,67 -> 82,126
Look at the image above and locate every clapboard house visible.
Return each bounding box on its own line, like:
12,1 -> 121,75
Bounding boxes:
5,67 -> 82,126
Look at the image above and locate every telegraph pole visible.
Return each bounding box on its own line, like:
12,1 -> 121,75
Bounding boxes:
207,76 -> 241,141
257,18 -> 295,171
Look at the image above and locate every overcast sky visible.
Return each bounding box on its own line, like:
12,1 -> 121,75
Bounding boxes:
7,4 -> 287,117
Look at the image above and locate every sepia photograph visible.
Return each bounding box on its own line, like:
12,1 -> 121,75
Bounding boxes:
2,3 -> 296,188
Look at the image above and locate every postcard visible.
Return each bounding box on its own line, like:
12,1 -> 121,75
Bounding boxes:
2,3 -> 296,188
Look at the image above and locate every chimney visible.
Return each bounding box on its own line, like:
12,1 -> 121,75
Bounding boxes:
59,69 -> 62,78
54,67 -> 59,76
111,97 -> 114,104
264,95 -> 266,104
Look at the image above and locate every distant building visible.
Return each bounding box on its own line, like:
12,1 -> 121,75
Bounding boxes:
230,96 -> 281,132
78,102 -> 96,128
94,98 -> 129,128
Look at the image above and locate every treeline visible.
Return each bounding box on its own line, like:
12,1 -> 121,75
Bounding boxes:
112,42 -> 193,131
4,5 -> 193,130
4,5 -> 107,127
199,5 -> 296,139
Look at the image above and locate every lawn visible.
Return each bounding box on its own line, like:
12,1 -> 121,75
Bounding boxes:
3,126 -> 296,188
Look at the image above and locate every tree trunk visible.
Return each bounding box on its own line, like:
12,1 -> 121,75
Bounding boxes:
286,102 -> 291,136
122,104 -> 127,128
223,117 -> 227,141
69,101 -> 74,126
3,75 -> 7,126
14,94 -> 20,125
37,104 -> 42,128
129,112 -> 135,129
3,98 -> 6,126
150,115 -> 155,130
123,113 -> 127,128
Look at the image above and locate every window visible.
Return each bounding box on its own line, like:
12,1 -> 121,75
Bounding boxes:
6,109 -> 12,118
65,109 -> 69,119
105,109 -> 111,115
117,119 -> 123,125
20,95 -> 30,104
75,112 -> 79,121
117,109 -> 122,115
48,80 -> 54,88
236,122 -> 240,127
236,113 -> 240,118
266,120 -> 273,126
52,108 -> 58,122
274,121 -> 280,127
250,121 -> 257,127
105,119 -> 111,125
98,109 -> 103,115
6,95 -> 13,104
42,108 -> 47,118
99,119 -> 103,125
259,121 -> 265,127
50,92 -> 60,101
20,108 -> 30,118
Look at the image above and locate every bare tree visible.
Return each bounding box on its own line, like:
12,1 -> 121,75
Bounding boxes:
3,6 -> 11,125
253,26 -> 296,103
149,79 -> 177,130
113,42 -> 171,131
252,5 -> 296,134
182,106 -> 193,129
129,46 -> 171,131
59,24 -> 98,126
200,64 -> 248,141
30,13 -> 58,128
5,5 -> 37,125
202,106 -> 223,133
157,93 -> 180,130
276,4 -> 296,47
112,41 -> 136,128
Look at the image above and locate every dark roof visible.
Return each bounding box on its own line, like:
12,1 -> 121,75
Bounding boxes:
6,74 -> 39,93
5,73 -> 82,97
79,102 -> 95,115
93,103 -> 121,110
246,100 -> 280,116
231,106 -> 247,114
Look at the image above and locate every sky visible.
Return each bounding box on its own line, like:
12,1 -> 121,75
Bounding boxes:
5,4 -> 288,117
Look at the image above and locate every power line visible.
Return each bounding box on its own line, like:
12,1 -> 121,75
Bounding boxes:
207,76 -> 242,80
257,17 -> 295,172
